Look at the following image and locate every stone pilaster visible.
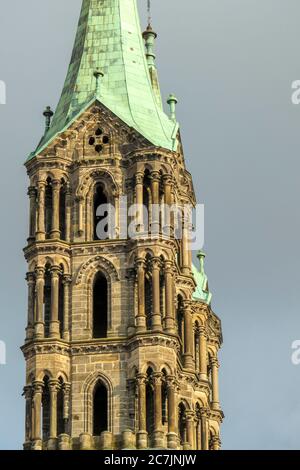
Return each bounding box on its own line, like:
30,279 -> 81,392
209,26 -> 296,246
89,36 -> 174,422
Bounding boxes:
28,186 -> 37,242
151,257 -> 162,331
34,267 -> 45,339
136,374 -> 148,449
49,265 -> 60,338
26,272 -> 35,341
36,181 -> 46,241
51,180 -> 61,239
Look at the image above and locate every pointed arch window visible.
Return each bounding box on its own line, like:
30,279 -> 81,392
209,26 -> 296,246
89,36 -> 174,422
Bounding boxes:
93,183 -> 108,240
45,178 -> 53,239
93,272 -> 108,338
178,402 -> 187,446
59,180 -> 67,241
93,381 -> 108,436
176,295 -> 184,356
42,376 -> 50,441
146,368 -> 155,438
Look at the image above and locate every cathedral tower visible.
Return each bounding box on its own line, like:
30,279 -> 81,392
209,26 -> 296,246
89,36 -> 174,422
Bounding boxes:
22,0 -> 223,450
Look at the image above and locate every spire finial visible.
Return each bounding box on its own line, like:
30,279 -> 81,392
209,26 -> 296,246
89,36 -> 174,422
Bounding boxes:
167,94 -> 178,121
197,250 -> 206,274
94,70 -> 104,97
43,106 -> 54,133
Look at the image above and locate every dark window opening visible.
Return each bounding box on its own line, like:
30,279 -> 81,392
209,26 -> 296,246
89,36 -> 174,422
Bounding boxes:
146,369 -> 155,437
145,276 -> 152,330
178,403 -> 186,445
102,135 -> 109,144
93,382 -> 108,436
95,144 -> 103,154
93,184 -> 108,240
45,178 -> 53,239
58,271 -> 64,338
95,128 -> 103,136
59,184 -> 66,240
44,266 -> 51,338
42,376 -> 50,440
93,273 -> 108,338
57,379 -> 64,436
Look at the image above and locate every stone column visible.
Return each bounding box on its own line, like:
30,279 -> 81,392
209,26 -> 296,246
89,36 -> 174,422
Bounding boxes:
211,358 -> 220,410
164,261 -> 175,333
62,275 -> 72,341
28,186 -> 37,242
26,272 -> 35,341
135,172 -> 144,233
183,304 -> 194,370
162,175 -> 173,237
181,217 -> 190,275
24,386 -> 32,444
77,196 -> 84,236
65,187 -> 72,242
36,181 -> 46,241
199,326 -> 208,380
196,416 -> 201,450
200,408 -> 209,450
211,436 -> 221,451
166,377 -> 177,449
32,381 -> 43,445
136,374 -> 148,449
135,259 -> 146,332
151,257 -> 162,331
49,266 -> 60,338
194,328 -> 200,373
49,380 -> 58,440
51,180 -> 61,239
62,383 -> 71,434
185,411 -> 195,449
34,267 -> 45,339
150,171 -> 160,235
153,373 -> 164,448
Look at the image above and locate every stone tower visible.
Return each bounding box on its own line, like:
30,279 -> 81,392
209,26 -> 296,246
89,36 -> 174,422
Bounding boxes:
22,0 -> 223,451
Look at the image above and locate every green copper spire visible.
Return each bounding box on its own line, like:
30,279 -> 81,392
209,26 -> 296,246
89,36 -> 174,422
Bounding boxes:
29,0 -> 178,159
192,251 -> 212,305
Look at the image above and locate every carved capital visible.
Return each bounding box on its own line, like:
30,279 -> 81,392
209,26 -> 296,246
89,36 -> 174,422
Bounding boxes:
35,267 -> 45,279
150,171 -> 160,183
28,186 -> 37,198
26,272 -> 35,285
62,274 -> 72,285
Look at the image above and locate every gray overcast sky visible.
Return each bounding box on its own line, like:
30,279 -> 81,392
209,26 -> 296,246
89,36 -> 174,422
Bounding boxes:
0,0 -> 300,450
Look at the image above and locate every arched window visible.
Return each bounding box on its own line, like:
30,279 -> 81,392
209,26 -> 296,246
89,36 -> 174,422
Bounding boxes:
44,264 -> 52,338
145,275 -> 152,330
58,266 -> 64,339
176,295 -> 184,356
93,381 -> 108,436
161,369 -> 168,425
146,368 -> 155,438
93,183 -> 108,240
195,403 -> 201,450
45,178 -> 53,239
42,376 -> 50,440
57,377 -> 64,436
93,272 -> 108,338
59,180 -> 67,241
178,402 -> 187,445
207,354 -> 213,402
160,258 -> 165,322
143,171 -> 151,233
